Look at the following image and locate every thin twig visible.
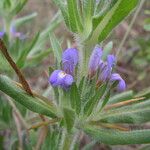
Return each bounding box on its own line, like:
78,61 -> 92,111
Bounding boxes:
104,97 -> 145,110
13,111 -> 23,150
116,0 -> 146,59
28,118 -> 60,130
89,122 -> 129,131
0,39 -> 33,96
35,127 -> 48,150
7,96 -> 28,129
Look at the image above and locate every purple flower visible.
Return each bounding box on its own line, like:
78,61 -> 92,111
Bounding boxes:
49,70 -> 74,89
62,48 -> 79,75
0,31 -> 5,38
88,45 -> 103,77
107,54 -> 116,68
98,54 -> 116,82
110,73 -> 126,92
99,65 -> 111,82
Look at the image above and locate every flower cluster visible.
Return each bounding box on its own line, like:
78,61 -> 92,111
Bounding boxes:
89,45 -> 126,91
49,45 -> 126,91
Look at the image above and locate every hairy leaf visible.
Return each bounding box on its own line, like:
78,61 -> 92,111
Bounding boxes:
84,126 -> 150,145
63,107 -> 75,132
0,75 -> 59,118
91,0 -> 139,43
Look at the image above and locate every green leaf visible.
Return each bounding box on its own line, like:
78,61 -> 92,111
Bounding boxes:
25,48 -> 52,67
0,75 -> 59,118
13,12 -> 37,28
100,90 -> 110,110
83,0 -> 95,38
29,12 -> 62,56
84,126 -> 150,145
93,0 -> 117,29
66,0 -> 83,32
102,41 -> 113,60
108,90 -> 133,104
49,33 -> 62,65
144,24 -> 150,31
95,99 -> 150,124
63,107 -> 75,132
17,32 -> 40,68
11,0 -> 27,15
84,84 -> 107,116
91,0 -> 139,43
78,77 -> 85,95
135,87 -> 150,99
53,1 -> 71,31
70,83 -> 81,115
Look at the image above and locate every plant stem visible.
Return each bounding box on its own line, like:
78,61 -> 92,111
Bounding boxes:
4,18 -> 11,40
60,129 -> 73,150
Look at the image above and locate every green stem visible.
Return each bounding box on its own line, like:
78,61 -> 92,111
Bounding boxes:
4,18 -> 11,40
60,130 -> 73,150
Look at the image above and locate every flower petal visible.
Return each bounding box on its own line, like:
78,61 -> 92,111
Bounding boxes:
99,64 -> 111,82
0,31 -> 5,38
110,73 -> 126,91
107,54 -> 116,68
88,45 -> 103,77
62,48 -> 78,75
49,70 -> 73,89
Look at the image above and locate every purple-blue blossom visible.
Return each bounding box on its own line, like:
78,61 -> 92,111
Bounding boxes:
110,73 -> 126,91
49,70 -> 73,89
98,54 -> 116,82
88,45 -> 103,77
98,63 -> 111,82
49,48 -> 78,89
95,49 -> 126,91
0,31 -> 5,38
107,54 -> 116,68
62,48 -> 79,75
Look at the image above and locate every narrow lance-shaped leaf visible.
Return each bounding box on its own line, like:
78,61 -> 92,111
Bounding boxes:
53,0 -> 71,31
84,126 -> 150,145
13,12 -> 37,28
29,12 -> 62,56
93,0 -> 117,29
63,107 -> 75,132
66,0 -> 83,32
17,32 -> 40,68
25,48 -> 52,67
94,99 -> 150,124
84,83 -> 107,116
70,83 -> 81,115
49,33 -> 62,66
11,0 -> 27,15
108,90 -> 133,104
100,90 -> 110,110
0,75 -> 59,118
90,0 -> 139,43
102,41 -> 113,60
83,0 -> 95,38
